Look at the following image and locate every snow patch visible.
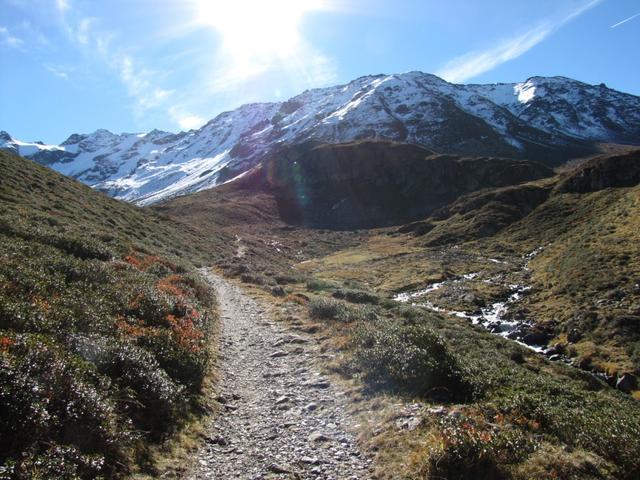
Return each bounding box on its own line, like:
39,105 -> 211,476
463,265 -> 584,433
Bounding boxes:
514,81 -> 537,104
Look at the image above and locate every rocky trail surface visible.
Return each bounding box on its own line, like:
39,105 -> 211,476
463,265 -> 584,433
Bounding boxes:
188,271 -> 371,479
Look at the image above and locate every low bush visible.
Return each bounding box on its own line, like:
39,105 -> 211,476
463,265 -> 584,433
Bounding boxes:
240,272 -> 266,285
426,414 -> 536,480
306,278 -> 337,292
0,151 -> 221,478
332,289 -> 380,305
309,297 -> 374,323
352,319 -> 471,400
496,386 -> 640,475
0,235 -> 215,478
274,273 -> 304,285
0,334 -> 132,479
72,335 -> 183,438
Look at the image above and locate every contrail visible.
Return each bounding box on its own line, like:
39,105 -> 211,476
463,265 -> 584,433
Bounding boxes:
610,12 -> 640,28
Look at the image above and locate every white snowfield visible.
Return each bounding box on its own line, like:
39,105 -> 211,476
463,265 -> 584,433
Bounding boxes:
3,72 -> 639,205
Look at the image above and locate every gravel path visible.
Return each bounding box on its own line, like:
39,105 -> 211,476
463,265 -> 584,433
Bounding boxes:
188,271 -> 371,479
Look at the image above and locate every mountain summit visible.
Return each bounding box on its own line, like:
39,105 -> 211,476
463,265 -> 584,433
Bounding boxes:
3,72 -> 639,205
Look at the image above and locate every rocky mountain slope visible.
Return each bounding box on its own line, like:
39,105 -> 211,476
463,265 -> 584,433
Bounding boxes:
3,73 -> 639,205
255,140 -> 552,228
155,140 -> 552,229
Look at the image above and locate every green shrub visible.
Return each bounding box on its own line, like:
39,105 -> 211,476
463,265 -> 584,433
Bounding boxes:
496,387 -> 640,475
4,445 -> 108,480
274,273 -> 304,285
0,238 -> 215,476
139,330 -> 211,393
309,298 -> 374,323
0,217 -> 113,261
306,278 -> 337,292
0,335 -> 131,479
352,319 -> 471,400
427,415 -> 536,480
332,289 -> 380,304
240,272 -> 266,285
125,284 -> 173,326
72,335 -> 183,437
0,151 -> 220,477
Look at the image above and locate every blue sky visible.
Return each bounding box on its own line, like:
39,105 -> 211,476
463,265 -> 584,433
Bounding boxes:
1,0 -> 638,144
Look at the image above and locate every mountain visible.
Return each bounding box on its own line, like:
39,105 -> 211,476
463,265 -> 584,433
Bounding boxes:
239,140 -> 553,229
3,73 -> 639,205
156,139 -> 553,231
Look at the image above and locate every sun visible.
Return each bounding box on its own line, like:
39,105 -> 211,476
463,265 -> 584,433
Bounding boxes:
194,0 -> 322,60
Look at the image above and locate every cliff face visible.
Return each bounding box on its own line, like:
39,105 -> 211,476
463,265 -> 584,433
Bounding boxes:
556,150 -> 640,193
262,140 -> 552,229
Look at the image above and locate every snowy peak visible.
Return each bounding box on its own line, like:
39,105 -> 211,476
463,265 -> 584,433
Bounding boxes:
0,130 -> 65,157
6,72 -> 640,205
465,76 -> 640,142
0,130 -> 12,143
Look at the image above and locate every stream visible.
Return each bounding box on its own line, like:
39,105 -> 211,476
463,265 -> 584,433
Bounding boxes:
393,250 -> 548,353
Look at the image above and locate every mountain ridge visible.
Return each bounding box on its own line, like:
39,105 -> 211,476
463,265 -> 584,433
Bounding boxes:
3,72 -> 639,205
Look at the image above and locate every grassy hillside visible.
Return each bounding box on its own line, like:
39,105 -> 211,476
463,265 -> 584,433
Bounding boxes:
502,161 -> 640,377
0,151 -> 220,479
373,149 -> 640,379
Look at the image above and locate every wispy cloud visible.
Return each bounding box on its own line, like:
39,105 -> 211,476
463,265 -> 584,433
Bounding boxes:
610,12 -> 640,28
60,15 -> 180,121
44,63 -> 71,79
207,44 -> 337,96
75,17 -> 95,45
0,26 -> 24,49
436,26 -> 551,84
43,1 -> 336,132
437,0 -> 604,83
194,2 -> 338,97
118,55 -> 175,112
55,0 -> 70,13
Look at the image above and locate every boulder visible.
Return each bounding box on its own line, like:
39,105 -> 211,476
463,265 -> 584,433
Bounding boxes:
616,373 -> 638,394
567,328 -> 582,344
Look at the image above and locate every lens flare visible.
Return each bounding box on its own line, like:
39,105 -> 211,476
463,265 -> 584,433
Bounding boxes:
195,0 -> 323,59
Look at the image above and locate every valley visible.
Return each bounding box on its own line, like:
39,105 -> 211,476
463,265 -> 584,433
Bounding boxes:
152,142 -> 640,478
2,72 -> 640,480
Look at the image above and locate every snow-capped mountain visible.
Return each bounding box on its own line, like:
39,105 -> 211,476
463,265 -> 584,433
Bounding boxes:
3,72 -> 639,205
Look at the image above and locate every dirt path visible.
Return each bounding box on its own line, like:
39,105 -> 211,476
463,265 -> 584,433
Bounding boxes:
188,270 -> 371,479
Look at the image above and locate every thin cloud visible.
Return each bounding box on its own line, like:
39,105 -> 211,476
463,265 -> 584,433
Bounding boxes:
437,26 -> 551,84
50,2 -> 336,132
610,12 -> 640,28
55,0 -> 70,12
115,55 -> 175,115
76,17 -> 96,45
45,64 -> 71,79
0,26 -> 24,49
61,15 -> 175,119
207,44 -> 337,95
437,0 -> 604,83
